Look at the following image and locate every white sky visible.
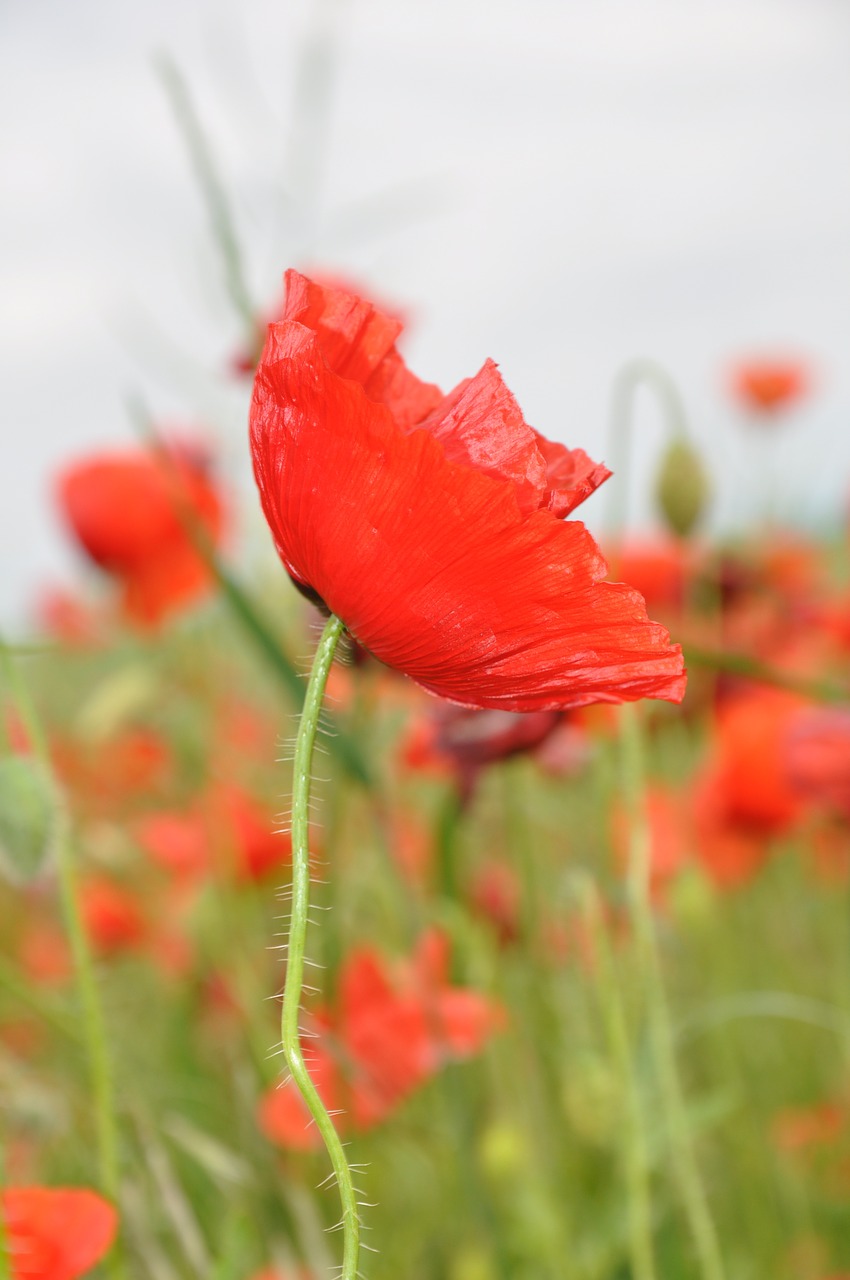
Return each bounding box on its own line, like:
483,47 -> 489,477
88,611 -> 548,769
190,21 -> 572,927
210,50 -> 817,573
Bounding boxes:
2,0 -> 850,624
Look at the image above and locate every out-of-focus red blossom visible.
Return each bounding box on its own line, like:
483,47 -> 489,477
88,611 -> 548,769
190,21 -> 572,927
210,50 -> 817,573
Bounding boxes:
402,704 -> 565,803
1,1186 -> 117,1280
786,709 -> 850,821
250,270 -> 685,712
17,918 -> 72,985
34,587 -> 104,646
135,784 -> 293,885
52,726 -> 171,819
692,687 -> 810,887
468,859 -> 521,944
55,439 -> 225,627
80,876 -> 147,956
773,1103 -> 844,1154
730,358 -> 810,416
258,930 -> 504,1149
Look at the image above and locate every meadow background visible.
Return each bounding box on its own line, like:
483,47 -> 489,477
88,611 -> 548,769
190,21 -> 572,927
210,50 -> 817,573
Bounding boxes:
3,3 -> 850,1279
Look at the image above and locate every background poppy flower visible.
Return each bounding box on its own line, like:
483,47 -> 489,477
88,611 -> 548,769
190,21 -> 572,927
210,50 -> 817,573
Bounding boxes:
56,438 -> 224,626
1,1186 -> 117,1280
730,358 -> 810,415
250,274 -> 685,712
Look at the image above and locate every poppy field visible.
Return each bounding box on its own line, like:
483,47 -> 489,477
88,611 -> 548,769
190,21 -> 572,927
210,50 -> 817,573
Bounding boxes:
3,241 -> 850,1280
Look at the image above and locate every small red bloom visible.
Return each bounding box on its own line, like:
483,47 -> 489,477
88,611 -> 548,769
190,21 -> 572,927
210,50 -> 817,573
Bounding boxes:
730,358 -> 809,415
250,272 -> 685,712
80,876 -> 148,956
258,931 -> 503,1148
56,439 -> 224,626
1,1186 -> 117,1280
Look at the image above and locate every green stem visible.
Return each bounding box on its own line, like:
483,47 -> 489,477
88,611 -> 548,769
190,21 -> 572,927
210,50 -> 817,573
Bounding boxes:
684,644 -> 849,705
0,1147 -> 11,1280
281,613 -> 360,1279
155,54 -> 257,332
620,705 -> 726,1280
607,358 -> 689,542
580,878 -> 656,1280
0,642 -> 125,1278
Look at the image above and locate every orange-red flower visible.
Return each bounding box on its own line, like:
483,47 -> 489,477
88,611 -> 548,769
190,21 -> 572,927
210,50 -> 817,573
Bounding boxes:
1,1186 -> 116,1280
56,439 -> 224,627
258,930 -> 503,1149
250,271 -> 685,712
730,358 -> 809,416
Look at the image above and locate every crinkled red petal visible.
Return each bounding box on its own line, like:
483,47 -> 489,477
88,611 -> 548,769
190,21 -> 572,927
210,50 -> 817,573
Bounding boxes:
251,324 -> 685,712
281,269 -> 443,429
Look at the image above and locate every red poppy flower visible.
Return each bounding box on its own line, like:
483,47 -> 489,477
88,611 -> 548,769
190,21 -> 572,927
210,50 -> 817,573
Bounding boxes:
258,930 -> 503,1148
250,272 -> 685,712
1,1186 -> 117,1280
730,358 -> 809,415
692,687 -> 810,886
56,439 -> 224,627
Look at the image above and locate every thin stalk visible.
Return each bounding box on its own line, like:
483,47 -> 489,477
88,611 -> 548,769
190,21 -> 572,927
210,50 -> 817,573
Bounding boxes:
607,358 -> 689,543
0,642 -> 125,1277
620,705 -> 726,1280
684,643 -> 849,705
280,613 -> 360,1280
580,878 -> 656,1280
0,1147 -> 11,1280
155,54 -> 256,332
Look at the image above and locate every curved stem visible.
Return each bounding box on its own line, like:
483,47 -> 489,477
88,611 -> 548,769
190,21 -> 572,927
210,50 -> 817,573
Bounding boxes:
281,613 -> 360,1279
607,358 -> 689,543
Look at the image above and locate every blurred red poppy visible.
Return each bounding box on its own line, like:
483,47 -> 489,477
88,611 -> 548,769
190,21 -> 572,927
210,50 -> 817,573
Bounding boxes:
56,439 -> 224,627
258,930 -> 503,1148
693,687 -> 809,886
1,1186 -> 116,1280
251,272 -> 685,711
730,358 -> 809,416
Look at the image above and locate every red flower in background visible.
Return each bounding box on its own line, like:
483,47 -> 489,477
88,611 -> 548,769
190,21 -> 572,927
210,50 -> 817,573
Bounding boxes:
258,930 -> 503,1149
1,1186 -> 116,1280
730,358 -> 809,416
56,439 -> 224,627
693,687 -> 809,887
250,271 -> 685,711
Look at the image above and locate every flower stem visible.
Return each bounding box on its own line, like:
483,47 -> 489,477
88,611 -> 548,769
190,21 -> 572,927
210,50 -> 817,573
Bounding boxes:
0,641 -> 125,1278
281,613 -> 360,1279
620,705 -> 726,1280
579,877 -> 656,1280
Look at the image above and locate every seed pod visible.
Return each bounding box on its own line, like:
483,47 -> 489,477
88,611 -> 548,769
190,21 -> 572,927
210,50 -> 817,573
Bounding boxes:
0,756 -> 60,885
655,437 -> 711,538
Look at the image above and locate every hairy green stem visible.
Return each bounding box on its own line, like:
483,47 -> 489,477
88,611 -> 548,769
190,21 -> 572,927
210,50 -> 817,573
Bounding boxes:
281,613 -> 360,1279
620,705 -> 726,1280
0,642 -> 124,1277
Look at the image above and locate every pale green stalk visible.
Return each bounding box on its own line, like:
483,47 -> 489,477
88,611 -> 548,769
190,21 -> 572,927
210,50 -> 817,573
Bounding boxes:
580,878 -> 656,1280
281,614 -> 360,1279
620,704 -> 726,1280
0,642 -> 125,1278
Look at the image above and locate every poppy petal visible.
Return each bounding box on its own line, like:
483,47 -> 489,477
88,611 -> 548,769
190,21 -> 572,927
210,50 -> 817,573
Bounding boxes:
251,324 -> 685,711
281,269 -> 443,429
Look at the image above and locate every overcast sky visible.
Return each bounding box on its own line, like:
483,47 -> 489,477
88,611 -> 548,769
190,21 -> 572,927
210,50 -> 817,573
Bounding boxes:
3,0 -> 850,625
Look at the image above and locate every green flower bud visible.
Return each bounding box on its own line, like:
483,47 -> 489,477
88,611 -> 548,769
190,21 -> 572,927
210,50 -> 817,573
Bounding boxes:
655,437 -> 711,538
0,756 -> 60,885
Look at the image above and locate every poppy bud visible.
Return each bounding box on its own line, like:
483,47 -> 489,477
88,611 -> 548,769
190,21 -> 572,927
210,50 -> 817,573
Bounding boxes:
654,437 -> 711,538
0,756 -> 59,885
